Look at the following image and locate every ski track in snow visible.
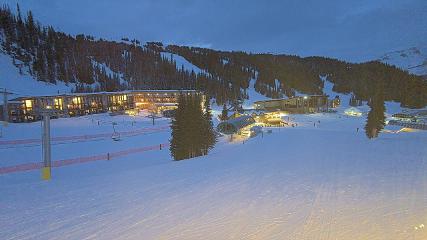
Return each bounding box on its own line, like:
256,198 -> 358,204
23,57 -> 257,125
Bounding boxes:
0,111 -> 426,239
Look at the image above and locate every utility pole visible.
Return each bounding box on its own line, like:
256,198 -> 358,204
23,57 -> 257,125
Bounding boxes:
40,107 -> 56,180
0,88 -> 13,123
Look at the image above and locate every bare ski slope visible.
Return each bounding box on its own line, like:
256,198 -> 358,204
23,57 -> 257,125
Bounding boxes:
1,111 -> 426,240
0,53 -> 73,103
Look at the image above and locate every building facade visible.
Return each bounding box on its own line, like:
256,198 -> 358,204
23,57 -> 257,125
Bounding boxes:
254,95 -> 330,113
1,90 -> 200,123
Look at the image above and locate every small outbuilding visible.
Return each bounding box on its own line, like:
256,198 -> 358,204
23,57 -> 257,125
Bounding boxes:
217,115 -> 255,135
344,107 -> 362,117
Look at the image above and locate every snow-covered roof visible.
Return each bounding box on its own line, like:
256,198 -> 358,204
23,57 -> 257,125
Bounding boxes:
9,89 -> 200,100
344,107 -> 362,113
217,115 -> 255,134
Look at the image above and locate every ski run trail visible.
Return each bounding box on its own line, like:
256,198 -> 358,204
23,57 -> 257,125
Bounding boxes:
0,109 -> 426,240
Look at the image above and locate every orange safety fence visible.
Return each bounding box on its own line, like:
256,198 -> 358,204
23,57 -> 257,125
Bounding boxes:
0,143 -> 170,175
0,125 -> 169,146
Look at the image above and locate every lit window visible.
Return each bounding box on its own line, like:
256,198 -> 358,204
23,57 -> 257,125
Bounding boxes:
72,97 -> 80,105
25,100 -> 33,109
54,98 -> 63,110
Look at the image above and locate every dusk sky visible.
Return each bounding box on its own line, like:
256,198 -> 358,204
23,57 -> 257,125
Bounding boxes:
2,0 -> 426,62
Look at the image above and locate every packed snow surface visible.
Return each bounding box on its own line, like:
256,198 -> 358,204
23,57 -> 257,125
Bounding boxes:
1,107 -> 426,239
242,76 -> 271,109
0,52 -> 73,103
91,59 -> 129,87
161,52 -> 205,75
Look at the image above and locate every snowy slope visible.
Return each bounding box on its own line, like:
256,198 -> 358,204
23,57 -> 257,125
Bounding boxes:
91,59 -> 129,87
378,46 -> 427,76
161,52 -> 205,75
323,77 -> 419,117
0,52 -> 73,103
1,112 -> 426,239
322,78 -> 352,111
241,72 -> 272,109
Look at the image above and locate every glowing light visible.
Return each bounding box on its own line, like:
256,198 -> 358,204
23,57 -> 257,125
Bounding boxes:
72,97 -> 80,105
125,110 -> 138,116
25,100 -> 32,108
54,98 -> 63,110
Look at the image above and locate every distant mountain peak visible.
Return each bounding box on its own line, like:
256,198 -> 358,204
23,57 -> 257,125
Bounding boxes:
378,46 -> 427,76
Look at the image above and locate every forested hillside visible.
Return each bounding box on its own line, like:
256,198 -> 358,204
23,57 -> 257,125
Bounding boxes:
164,45 -> 427,108
0,5 -> 228,97
1,5 -> 426,108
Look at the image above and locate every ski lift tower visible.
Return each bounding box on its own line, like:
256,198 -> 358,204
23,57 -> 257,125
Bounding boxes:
146,112 -> 162,125
146,106 -> 161,125
0,88 -> 14,123
39,106 -> 57,180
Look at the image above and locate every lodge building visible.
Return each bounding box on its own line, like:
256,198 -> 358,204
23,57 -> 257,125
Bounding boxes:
0,90 -> 200,123
254,95 -> 335,113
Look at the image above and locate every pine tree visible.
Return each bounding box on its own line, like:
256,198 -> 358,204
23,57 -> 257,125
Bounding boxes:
365,80 -> 386,139
170,94 -> 187,160
25,10 -> 37,51
220,104 -> 228,121
170,94 -> 216,160
202,97 -> 217,155
365,98 -> 385,139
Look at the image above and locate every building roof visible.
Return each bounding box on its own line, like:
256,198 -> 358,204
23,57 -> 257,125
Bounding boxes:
344,107 -> 362,113
217,115 -> 255,134
8,89 -> 200,101
254,95 -> 327,104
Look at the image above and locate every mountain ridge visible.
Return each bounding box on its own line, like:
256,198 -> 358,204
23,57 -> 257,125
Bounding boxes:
378,46 -> 427,77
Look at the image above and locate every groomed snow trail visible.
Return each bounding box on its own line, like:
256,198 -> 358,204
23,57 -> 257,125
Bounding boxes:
1,113 -> 426,240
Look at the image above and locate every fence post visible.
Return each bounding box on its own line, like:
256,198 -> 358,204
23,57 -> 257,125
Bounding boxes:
107,153 -> 110,160
160,144 -> 162,150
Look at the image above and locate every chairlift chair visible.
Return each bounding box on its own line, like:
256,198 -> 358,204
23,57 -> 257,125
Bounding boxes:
111,132 -> 121,141
111,122 -> 121,141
